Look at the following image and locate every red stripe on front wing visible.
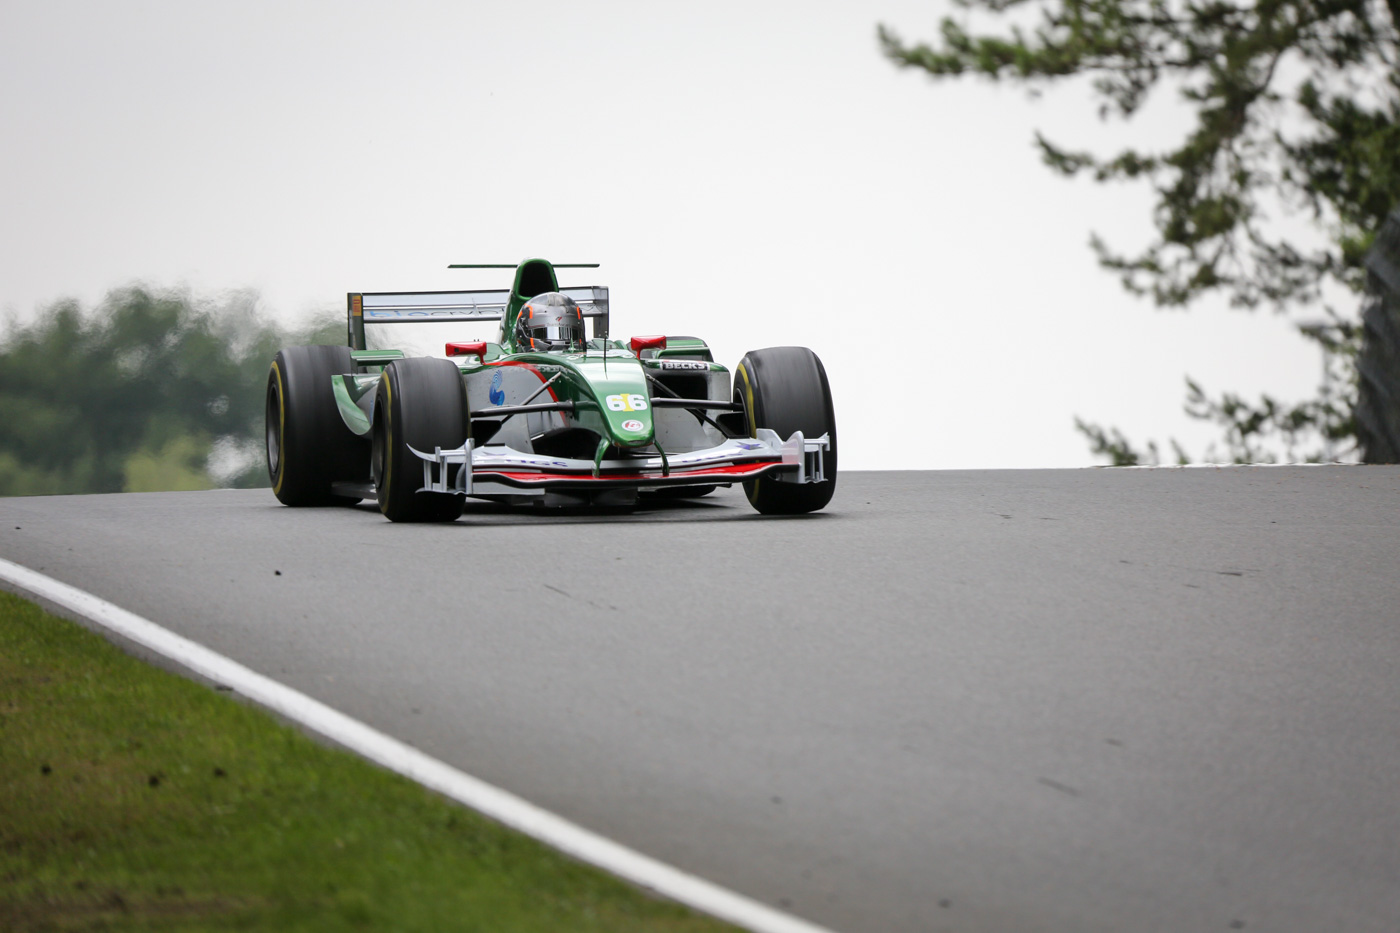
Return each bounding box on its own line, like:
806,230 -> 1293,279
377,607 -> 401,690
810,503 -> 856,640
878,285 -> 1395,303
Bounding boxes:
473,461 -> 779,485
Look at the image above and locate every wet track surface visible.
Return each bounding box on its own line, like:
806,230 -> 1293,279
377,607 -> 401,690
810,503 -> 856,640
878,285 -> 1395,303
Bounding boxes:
3,468 -> 1399,932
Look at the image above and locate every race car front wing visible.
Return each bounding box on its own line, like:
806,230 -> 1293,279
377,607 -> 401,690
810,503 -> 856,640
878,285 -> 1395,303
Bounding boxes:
408,429 -> 830,497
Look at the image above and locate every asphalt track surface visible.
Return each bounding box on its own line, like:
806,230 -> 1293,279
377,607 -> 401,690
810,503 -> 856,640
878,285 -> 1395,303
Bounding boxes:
2,468 -> 1399,933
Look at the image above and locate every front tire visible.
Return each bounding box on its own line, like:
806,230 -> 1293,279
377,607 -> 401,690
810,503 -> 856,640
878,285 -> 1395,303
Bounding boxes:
372,358 -> 467,523
734,346 -> 838,514
266,345 -> 368,505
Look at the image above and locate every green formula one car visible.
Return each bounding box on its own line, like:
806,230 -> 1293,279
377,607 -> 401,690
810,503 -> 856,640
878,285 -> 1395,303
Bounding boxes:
265,258 -> 835,522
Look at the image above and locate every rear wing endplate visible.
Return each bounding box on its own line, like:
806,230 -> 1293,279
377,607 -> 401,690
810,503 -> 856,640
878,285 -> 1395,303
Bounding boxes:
347,286 -> 610,350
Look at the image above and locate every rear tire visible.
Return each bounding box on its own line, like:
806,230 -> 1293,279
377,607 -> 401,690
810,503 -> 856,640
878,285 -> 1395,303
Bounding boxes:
734,346 -> 838,514
372,358 -> 467,523
266,345 -> 368,505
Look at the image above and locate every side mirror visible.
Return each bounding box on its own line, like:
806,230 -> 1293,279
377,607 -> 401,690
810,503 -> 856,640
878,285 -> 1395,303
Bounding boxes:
446,341 -> 488,361
629,335 -> 667,357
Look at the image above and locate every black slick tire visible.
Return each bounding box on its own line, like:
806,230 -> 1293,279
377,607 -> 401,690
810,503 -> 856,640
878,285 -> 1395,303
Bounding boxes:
266,345 -> 369,505
734,346 -> 838,515
372,357 -> 467,523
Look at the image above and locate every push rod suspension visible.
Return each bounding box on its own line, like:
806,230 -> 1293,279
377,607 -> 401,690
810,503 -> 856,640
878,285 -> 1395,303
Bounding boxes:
470,400 -> 576,419
648,398 -> 742,410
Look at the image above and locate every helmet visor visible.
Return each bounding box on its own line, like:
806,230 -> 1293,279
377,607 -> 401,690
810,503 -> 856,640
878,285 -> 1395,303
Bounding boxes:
525,323 -> 582,349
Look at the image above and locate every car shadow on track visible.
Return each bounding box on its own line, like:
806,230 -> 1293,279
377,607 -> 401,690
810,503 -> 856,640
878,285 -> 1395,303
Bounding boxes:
338,495 -> 839,527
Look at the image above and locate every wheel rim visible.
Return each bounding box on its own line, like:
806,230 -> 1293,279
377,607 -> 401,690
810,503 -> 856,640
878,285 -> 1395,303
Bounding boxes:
265,382 -> 282,476
371,413 -> 385,491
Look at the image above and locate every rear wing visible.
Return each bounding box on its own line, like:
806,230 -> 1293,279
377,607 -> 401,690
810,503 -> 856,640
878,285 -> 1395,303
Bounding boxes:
347,286 -> 610,350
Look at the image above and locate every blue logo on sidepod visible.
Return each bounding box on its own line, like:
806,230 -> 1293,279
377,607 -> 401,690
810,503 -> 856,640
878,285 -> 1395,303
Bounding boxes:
489,371 -> 505,406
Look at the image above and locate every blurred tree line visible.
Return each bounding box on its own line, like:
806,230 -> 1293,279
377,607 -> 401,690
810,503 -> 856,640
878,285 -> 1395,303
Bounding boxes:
882,0 -> 1400,463
0,287 -> 337,496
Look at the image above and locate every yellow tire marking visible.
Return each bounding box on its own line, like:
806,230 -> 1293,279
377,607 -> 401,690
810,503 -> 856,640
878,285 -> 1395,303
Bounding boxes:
381,375 -> 393,508
736,363 -> 757,437
736,362 -> 762,500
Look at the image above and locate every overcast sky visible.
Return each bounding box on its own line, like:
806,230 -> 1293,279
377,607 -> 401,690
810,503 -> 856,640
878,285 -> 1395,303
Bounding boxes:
0,1 -> 1328,469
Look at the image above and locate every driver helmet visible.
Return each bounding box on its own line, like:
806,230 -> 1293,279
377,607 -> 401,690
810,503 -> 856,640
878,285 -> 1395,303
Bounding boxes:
514,292 -> 585,351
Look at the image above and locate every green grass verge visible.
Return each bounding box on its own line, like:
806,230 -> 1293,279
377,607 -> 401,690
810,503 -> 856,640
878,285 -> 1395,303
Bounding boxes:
0,590 -> 738,933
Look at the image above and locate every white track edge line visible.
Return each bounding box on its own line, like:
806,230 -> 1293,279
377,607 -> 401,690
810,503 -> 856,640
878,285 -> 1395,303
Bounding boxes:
0,557 -> 837,933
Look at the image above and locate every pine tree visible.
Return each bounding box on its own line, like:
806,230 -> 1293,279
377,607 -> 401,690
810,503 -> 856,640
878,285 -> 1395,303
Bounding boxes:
881,0 -> 1400,462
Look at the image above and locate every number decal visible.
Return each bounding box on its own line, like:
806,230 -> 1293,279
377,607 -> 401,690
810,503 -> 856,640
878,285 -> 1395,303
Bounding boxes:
606,394 -> 648,412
